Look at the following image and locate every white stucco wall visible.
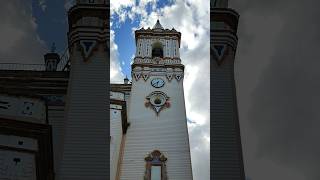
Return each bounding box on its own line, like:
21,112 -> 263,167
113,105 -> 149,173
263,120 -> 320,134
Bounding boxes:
57,43 -> 109,179
110,104 -> 123,180
120,75 -> 193,180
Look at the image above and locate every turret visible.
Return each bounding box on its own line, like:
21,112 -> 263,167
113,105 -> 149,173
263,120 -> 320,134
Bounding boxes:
44,43 -> 60,71
67,0 -> 108,61
57,1 -> 109,179
212,1 -> 246,180
124,76 -> 129,84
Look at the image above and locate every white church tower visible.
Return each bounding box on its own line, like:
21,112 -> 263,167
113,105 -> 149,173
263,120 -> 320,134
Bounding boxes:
120,20 -> 193,179
57,0 -> 108,179
212,0 -> 246,179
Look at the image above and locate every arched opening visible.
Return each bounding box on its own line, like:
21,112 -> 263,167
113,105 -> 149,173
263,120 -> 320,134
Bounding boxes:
144,150 -> 168,180
152,42 -> 163,58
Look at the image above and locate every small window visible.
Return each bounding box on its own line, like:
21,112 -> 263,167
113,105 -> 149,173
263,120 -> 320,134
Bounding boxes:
151,166 -> 161,180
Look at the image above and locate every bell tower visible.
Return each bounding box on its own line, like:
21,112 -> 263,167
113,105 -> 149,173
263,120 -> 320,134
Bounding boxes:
119,20 -> 193,179
212,1 -> 246,180
57,0 -> 108,179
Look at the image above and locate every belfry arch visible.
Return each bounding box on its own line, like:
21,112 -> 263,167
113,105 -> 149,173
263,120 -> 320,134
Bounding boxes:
152,41 -> 164,58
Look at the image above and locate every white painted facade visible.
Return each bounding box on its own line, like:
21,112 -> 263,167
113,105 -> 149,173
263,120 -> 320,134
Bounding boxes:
0,150 -> 37,179
110,92 -> 126,180
0,94 -> 46,124
57,1 -> 109,179
119,21 -> 193,180
57,44 -> 109,179
0,3 -> 194,180
136,38 -> 180,59
0,95 -> 45,180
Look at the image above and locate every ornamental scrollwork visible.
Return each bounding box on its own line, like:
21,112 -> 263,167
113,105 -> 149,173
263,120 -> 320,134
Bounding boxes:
145,91 -> 170,115
144,150 -> 168,180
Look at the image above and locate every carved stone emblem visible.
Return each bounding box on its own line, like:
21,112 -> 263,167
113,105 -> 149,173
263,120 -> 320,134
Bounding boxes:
142,71 -> 150,81
213,44 -> 228,65
145,91 -> 170,115
79,40 -> 98,61
133,72 -> 142,81
175,73 -> 183,81
21,102 -> 34,116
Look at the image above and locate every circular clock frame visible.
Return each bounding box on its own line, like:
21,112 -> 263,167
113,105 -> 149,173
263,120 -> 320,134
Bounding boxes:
151,78 -> 165,88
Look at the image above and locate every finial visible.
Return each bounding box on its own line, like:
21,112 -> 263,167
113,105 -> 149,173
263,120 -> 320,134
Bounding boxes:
51,43 -> 56,53
153,12 -> 164,30
124,75 -> 129,84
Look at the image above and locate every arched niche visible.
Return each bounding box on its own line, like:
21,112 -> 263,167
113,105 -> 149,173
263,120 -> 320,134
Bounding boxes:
152,42 -> 164,58
144,150 -> 168,180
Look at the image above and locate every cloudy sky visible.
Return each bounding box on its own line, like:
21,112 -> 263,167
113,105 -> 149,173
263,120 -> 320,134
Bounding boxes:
229,0 -> 320,179
111,0 -> 210,180
3,0 -> 318,180
0,0 -> 209,179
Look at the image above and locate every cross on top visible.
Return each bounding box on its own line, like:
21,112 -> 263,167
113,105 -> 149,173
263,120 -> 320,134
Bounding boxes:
155,11 -> 162,20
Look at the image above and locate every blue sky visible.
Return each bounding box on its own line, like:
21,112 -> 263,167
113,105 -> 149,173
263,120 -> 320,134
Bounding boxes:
3,1 -> 320,180
1,1 -> 210,179
110,1 -> 210,179
32,0 -> 68,54
111,0 -> 175,79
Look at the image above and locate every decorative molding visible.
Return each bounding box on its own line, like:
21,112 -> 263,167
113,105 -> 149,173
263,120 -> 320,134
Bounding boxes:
133,72 -> 141,81
79,40 -> 98,61
131,66 -> 184,82
166,73 -> 174,81
0,94 -> 46,124
0,118 -> 54,180
213,44 -> 227,63
145,91 -> 170,115
142,72 -> 150,81
144,150 -> 168,180
133,57 -> 181,65
175,74 -> 183,81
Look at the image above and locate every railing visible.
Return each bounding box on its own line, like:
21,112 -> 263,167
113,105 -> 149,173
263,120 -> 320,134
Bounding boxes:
57,48 -> 70,71
0,47 -> 71,72
0,63 -> 46,71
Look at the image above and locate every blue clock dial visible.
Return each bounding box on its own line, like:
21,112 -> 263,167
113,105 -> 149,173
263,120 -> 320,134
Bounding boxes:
151,78 -> 165,88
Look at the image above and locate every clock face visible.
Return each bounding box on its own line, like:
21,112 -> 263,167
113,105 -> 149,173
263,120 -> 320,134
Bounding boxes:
151,78 -> 165,88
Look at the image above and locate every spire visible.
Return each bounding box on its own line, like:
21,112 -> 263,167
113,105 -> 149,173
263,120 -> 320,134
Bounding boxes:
51,43 -> 56,53
213,0 -> 228,8
153,19 -> 164,30
124,75 -> 129,84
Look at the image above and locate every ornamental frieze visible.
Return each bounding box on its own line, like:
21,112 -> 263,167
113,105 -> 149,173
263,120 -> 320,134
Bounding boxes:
132,66 -> 184,82
133,57 -> 181,65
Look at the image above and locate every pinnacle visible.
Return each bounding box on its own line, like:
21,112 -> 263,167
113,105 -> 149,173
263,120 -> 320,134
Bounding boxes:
153,19 -> 164,30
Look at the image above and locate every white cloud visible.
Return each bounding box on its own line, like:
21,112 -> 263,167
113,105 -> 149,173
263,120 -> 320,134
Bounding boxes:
64,0 -> 75,10
38,0 -> 47,12
110,30 -> 124,83
111,0 -> 210,179
0,0 -> 47,64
